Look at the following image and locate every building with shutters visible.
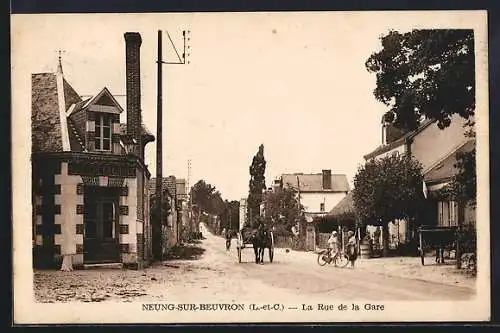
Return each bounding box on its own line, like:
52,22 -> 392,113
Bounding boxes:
31,32 -> 155,270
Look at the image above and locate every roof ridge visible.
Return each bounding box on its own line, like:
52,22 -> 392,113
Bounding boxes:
32,72 -> 55,76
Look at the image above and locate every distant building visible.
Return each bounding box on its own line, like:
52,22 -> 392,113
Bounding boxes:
148,176 -> 190,252
239,198 -> 247,230
278,170 -> 349,219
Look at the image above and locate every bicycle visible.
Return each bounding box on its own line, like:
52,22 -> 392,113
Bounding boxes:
317,248 -> 349,268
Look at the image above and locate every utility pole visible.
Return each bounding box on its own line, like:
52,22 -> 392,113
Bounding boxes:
296,175 -> 301,211
154,30 -> 163,260
154,29 -> 191,256
188,159 -> 193,234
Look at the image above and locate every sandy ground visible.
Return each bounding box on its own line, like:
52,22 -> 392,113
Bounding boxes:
34,223 -> 476,303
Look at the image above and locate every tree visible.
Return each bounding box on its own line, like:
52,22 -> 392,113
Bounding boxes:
366,29 -> 477,260
445,128 -> 476,208
220,200 -> 240,231
247,144 -> 266,227
353,153 -> 424,256
150,187 -> 172,222
190,180 -> 217,214
189,179 -> 233,233
263,187 -> 303,235
365,29 -> 474,131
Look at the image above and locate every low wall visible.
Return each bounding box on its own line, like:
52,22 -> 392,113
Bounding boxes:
273,235 -> 294,248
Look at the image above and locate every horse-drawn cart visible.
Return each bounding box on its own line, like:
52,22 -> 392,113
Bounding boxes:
418,226 -> 457,265
236,227 -> 274,263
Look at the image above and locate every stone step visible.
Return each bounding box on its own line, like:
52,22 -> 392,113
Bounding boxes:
83,262 -> 123,270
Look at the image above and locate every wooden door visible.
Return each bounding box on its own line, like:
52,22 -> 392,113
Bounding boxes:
83,190 -> 120,263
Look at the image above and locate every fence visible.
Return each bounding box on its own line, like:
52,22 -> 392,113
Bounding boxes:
275,230 -> 356,251
316,231 -> 352,250
273,234 -> 294,248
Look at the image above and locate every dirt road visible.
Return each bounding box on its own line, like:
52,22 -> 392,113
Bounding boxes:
34,223 -> 475,303
197,224 -> 475,301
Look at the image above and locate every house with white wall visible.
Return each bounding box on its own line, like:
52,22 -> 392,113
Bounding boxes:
363,113 -> 475,245
278,170 -> 349,219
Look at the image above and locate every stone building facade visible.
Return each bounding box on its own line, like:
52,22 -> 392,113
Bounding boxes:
32,32 -> 154,269
148,176 -> 189,254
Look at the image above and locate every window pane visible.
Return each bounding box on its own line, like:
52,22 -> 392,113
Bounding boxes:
103,114 -> 111,126
102,203 -> 114,220
103,139 -> 110,150
95,115 -> 101,126
103,221 -> 113,238
103,127 -> 111,139
95,138 -> 101,150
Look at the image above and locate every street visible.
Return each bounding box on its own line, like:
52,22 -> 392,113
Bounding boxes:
194,224 -> 475,301
34,223 -> 475,303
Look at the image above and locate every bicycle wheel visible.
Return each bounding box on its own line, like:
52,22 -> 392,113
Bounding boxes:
334,253 -> 349,268
317,250 -> 330,266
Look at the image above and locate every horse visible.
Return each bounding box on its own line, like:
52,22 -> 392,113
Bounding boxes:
251,226 -> 273,264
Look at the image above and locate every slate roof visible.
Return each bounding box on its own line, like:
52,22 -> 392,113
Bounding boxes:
32,73 -> 60,152
424,140 -> 475,183
67,117 -> 86,152
119,123 -> 155,140
32,69 -> 154,154
281,173 -> 350,193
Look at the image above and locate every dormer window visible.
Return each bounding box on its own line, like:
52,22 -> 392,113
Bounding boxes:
95,114 -> 112,151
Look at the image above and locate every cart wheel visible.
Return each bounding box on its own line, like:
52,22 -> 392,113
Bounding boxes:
237,247 -> 242,263
269,247 -> 274,263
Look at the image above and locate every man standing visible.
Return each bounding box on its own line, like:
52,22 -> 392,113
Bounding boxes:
346,230 -> 358,268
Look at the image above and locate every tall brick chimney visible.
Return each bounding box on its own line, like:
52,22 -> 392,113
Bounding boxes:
124,32 -> 142,156
322,169 -> 332,190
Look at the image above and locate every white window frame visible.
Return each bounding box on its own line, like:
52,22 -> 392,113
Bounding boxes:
449,201 -> 458,226
95,114 -> 112,151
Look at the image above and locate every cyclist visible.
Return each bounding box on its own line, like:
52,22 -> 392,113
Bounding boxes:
327,231 -> 339,256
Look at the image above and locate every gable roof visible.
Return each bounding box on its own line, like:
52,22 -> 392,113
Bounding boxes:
63,78 -> 83,111
363,119 -> 435,160
69,87 -> 123,115
32,68 -> 155,156
424,139 -> 475,183
281,173 -> 350,193
328,191 -> 355,217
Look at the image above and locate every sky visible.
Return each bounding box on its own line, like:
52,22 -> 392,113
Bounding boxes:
11,11 -> 486,202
